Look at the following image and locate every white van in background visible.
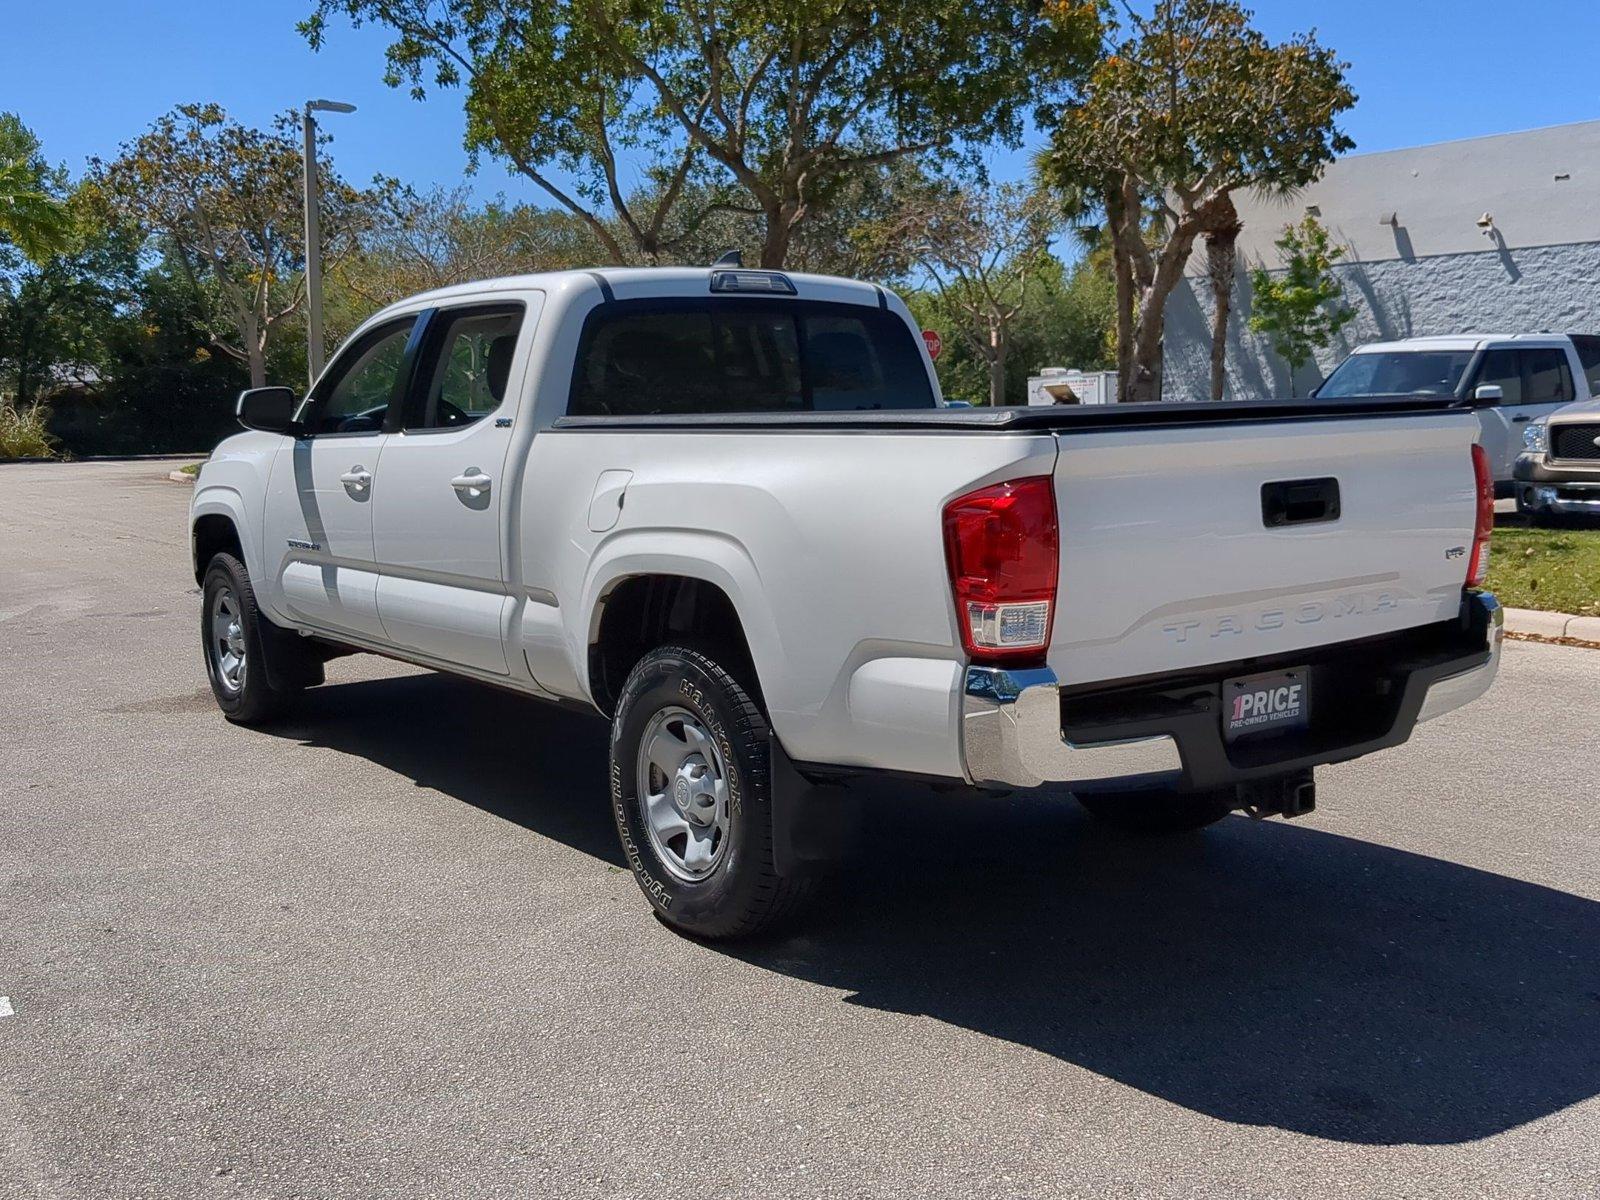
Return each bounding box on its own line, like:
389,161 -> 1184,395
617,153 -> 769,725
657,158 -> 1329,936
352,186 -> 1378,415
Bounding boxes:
1316,335 -> 1600,488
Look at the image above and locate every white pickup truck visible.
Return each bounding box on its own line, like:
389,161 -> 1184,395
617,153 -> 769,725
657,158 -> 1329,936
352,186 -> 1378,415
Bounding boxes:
190,266 -> 1503,938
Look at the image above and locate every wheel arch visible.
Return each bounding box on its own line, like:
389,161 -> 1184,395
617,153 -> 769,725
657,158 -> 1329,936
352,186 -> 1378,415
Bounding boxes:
582,539 -> 783,718
191,488 -> 252,584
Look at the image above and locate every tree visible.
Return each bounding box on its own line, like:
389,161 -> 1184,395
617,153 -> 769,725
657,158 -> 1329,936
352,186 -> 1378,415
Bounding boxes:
91,103 -> 375,387
908,251 -> 1115,406
866,179 -> 1060,406
303,0 -> 1099,268
332,184 -> 601,315
1247,214 -> 1354,383
0,187 -> 140,409
1040,0 -> 1355,402
0,113 -> 71,264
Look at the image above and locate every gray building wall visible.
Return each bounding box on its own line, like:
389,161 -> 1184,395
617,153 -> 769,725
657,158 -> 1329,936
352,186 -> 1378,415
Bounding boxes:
1163,120 -> 1600,400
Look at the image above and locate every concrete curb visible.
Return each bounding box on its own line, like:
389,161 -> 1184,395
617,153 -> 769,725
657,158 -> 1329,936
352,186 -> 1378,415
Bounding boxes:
166,470 -> 196,484
1504,607 -> 1600,645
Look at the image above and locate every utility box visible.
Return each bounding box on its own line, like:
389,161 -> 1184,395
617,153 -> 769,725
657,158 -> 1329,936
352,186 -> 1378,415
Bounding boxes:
1027,368 -> 1119,406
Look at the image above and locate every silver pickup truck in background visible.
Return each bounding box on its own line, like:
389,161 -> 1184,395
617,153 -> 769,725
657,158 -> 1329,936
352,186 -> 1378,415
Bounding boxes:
1317,334 -> 1600,493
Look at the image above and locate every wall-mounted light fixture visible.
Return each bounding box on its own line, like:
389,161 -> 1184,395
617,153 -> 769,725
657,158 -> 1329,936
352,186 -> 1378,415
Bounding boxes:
1477,212 -> 1496,236
1305,204 -> 1322,217
1379,211 -> 1399,227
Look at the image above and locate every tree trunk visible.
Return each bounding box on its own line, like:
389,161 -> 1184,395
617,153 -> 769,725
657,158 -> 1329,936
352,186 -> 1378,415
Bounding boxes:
1204,206 -> 1243,403
1125,223 -> 1200,405
246,339 -> 267,390
759,200 -> 795,269
988,324 -> 1008,407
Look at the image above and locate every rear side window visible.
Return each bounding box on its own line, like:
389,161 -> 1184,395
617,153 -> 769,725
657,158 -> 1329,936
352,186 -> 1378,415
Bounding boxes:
568,300 -> 935,416
1567,335 -> 1600,394
403,304 -> 525,430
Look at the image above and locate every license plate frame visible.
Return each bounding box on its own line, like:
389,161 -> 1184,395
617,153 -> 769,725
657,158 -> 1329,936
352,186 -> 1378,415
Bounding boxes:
1223,668 -> 1311,742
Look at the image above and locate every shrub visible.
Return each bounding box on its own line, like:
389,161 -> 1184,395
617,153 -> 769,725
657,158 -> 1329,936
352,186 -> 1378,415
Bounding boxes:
0,401 -> 58,458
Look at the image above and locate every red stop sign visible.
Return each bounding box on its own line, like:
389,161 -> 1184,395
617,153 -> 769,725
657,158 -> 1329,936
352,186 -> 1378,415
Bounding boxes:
921,329 -> 943,361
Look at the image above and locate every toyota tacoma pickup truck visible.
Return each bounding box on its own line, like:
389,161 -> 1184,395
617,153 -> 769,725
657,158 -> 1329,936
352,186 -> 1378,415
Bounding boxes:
190,266 -> 1503,938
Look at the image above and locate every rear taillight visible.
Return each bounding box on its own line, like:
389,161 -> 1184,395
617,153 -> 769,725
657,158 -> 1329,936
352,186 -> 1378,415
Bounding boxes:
942,476 -> 1058,664
1467,443 -> 1493,588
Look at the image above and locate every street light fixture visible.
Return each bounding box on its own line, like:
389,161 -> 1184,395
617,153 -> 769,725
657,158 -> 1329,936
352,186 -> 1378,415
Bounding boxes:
302,99 -> 357,385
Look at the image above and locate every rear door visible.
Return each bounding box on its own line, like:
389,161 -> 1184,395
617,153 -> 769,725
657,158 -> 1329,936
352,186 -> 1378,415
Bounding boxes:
370,296 -> 540,675
263,316 -> 417,640
1046,412 -> 1481,686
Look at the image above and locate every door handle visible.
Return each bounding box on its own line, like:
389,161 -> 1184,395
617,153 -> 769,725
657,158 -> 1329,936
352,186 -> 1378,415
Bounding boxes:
339,467 -> 372,490
1511,415 -> 1531,423
450,470 -> 492,495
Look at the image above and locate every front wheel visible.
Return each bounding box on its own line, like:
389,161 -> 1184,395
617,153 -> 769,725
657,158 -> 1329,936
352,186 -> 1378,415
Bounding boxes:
201,553 -> 315,724
1075,787 -> 1237,835
610,644 -> 810,939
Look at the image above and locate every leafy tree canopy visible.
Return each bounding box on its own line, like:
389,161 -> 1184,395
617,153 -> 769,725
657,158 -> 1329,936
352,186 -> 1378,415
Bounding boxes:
1247,214 -> 1355,378
303,0 -> 1100,266
0,112 -> 72,264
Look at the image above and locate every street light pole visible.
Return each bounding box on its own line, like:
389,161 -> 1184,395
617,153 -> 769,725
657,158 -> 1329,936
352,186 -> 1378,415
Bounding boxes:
301,99 -> 356,387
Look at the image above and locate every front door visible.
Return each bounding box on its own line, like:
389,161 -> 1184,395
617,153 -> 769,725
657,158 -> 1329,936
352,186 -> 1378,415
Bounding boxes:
371,299 -> 538,675
262,315 -> 418,640
1470,347 -> 1578,482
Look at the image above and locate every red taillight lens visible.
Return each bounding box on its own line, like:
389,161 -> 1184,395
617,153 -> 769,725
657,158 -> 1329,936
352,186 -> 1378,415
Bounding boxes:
1467,443 -> 1493,588
942,476 -> 1059,664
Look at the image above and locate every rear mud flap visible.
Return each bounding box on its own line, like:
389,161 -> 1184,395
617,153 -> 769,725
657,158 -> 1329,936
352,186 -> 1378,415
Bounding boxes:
769,736 -> 860,877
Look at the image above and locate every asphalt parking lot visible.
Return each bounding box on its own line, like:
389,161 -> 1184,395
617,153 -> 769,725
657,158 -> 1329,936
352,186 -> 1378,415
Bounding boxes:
3,459 -> 1599,1199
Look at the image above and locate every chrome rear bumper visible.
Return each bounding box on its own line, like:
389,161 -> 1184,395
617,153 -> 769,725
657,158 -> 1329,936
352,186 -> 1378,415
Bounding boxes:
962,594 -> 1503,791
962,666 -> 1182,790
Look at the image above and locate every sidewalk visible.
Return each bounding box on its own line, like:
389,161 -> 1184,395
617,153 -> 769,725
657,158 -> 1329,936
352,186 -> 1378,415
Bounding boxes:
1504,607 -> 1600,645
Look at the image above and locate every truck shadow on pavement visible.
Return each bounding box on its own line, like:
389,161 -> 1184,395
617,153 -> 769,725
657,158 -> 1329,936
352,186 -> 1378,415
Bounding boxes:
276,672 -> 1600,1149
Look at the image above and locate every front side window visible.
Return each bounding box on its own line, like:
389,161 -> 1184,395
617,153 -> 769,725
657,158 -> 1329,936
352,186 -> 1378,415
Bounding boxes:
403,305 -> 525,430
1474,349 -> 1524,404
1520,348 -> 1575,405
568,300 -> 936,416
300,318 -> 416,435
1317,350 -> 1474,398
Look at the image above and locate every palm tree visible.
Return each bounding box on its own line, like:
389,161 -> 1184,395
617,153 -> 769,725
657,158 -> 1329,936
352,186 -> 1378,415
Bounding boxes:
0,112 -> 70,264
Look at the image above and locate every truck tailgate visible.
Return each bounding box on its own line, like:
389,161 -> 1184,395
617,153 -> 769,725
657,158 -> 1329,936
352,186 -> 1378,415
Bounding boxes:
1048,413 -> 1481,685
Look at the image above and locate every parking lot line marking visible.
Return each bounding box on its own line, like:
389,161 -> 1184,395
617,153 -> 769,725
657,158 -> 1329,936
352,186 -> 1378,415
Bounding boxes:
0,997 -> 13,1019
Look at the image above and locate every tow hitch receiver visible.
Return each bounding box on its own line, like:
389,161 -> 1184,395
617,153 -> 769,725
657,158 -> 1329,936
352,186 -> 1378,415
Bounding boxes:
1236,768 -> 1316,820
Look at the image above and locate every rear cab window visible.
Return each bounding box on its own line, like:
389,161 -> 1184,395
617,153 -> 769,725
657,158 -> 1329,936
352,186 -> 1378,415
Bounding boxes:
568,299 -> 936,416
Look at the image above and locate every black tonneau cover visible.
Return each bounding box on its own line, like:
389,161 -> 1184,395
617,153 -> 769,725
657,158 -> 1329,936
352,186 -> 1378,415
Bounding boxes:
552,394 -> 1470,434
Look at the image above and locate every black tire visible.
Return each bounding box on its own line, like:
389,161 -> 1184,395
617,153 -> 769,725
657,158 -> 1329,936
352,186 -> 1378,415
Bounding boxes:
610,643 -> 810,939
1075,787 -> 1237,835
200,552 -> 315,724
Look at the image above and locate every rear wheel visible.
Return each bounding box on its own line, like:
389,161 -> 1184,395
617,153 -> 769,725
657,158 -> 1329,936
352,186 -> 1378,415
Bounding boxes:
201,553 -> 316,724
1075,787 -> 1237,835
610,643 -> 809,939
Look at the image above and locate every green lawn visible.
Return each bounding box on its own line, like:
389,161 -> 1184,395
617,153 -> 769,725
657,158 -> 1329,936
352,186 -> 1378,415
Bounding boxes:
1486,524 -> 1600,616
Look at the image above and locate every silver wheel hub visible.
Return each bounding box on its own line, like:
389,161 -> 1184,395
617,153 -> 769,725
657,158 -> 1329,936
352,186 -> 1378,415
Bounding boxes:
209,587 -> 246,694
637,706 -> 730,882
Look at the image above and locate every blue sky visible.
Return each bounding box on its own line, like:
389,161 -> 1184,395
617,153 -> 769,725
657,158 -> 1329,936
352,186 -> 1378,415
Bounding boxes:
6,0 -> 1600,206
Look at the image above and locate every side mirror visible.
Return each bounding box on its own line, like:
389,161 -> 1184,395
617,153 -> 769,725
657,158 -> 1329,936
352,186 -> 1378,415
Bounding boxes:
236,387 -> 300,434
1473,384 -> 1505,406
